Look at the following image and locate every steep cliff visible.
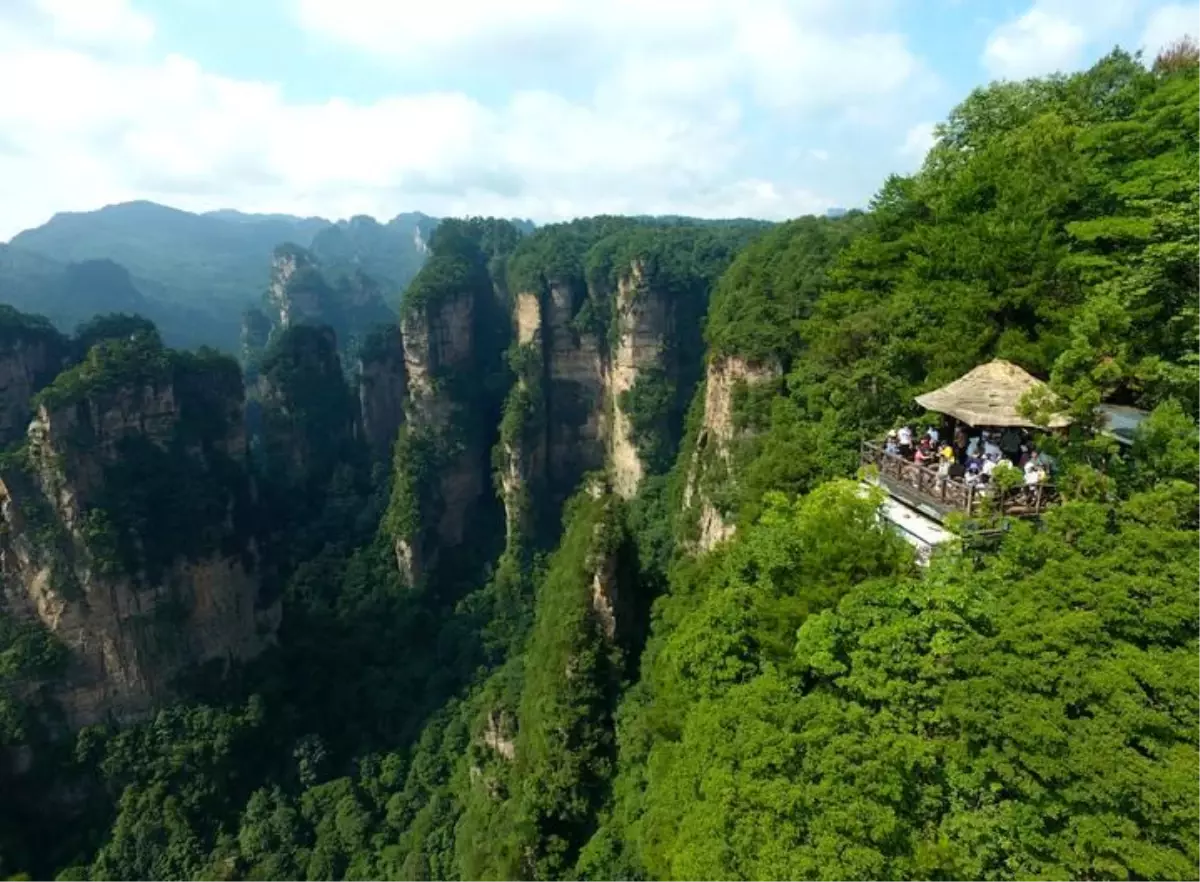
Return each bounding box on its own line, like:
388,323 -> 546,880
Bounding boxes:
356,326 -> 406,462
607,261 -> 672,499
390,287 -> 480,585
256,244 -> 394,360
265,244 -> 327,330
498,221 -> 749,541
0,307 -> 68,446
545,281 -> 609,495
256,324 -> 359,491
385,220 -> 514,587
0,329 -> 277,727
681,355 -> 780,551
495,279 -> 608,546
496,292 -> 546,544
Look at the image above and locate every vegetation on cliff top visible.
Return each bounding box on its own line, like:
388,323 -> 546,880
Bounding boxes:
0,41 -> 1195,882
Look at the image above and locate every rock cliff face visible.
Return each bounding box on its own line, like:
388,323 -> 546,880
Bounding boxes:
501,260 -> 681,533
265,245 -> 326,330
544,281 -> 608,495
256,246 -> 394,365
0,322 -> 67,446
681,356 -> 780,552
496,282 -> 607,542
0,365 -> 277,728
608,261 -> 671,499
357,332 -> 406,461
257,324 -> 358,488
496,293 -> 546,543
394,290 -> 483,584
583,481 -> 629,644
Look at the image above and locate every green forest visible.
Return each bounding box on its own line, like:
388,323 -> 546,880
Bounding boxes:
0,45 -> 1196,882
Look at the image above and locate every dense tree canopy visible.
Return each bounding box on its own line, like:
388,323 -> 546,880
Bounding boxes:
0,45 -> 1195,882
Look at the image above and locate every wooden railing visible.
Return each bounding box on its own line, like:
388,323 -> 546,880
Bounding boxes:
860,440 -> 1058,519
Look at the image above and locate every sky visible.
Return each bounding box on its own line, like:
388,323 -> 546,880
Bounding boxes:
0,0 -> 1195,238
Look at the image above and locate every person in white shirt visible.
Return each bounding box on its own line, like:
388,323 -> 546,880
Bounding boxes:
1023,459 -> 1044,486
984,433 -> 1002,461
926,426 -> 940,445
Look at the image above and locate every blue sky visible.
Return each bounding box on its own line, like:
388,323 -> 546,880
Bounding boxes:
0,0 -> 1194,237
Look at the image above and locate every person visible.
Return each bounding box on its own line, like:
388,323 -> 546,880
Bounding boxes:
967,449 -> 984,472
983,432 -> 1002,461
965,459 -> 983,488
884,430 -> 899,456
936,455 -> 952,484
952,425 -> 968,462
966,433 -> 982,460
926,426 -> 940,445
1024,457 -> 1044,487
1000,426 -> 1022,464
981,455 -> 998,481
897,424 -> 913,458
914,437 -> 934,465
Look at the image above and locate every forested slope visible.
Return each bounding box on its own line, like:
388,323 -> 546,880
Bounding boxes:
0,45 -> 1194,882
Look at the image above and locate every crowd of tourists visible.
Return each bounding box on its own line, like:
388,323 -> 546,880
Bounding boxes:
883,423 -> 1054,492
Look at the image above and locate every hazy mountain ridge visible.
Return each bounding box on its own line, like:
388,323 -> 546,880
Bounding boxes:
3,202 -> 453,352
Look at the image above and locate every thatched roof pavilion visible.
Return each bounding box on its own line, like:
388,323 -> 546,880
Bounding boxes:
914,359 -> 1071,429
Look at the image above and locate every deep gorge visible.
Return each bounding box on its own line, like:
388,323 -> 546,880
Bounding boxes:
0,46 -> 1196,882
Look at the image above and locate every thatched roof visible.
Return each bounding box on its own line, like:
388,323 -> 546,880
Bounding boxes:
914,360 -> 1071,429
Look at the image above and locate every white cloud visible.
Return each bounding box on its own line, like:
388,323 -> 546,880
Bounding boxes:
296,0 -> 925,112
38,0 -> 154,47
809,148 -> 831,162
0,0 -> 933,237
898,121 -> 937,164
983,8 -> 1087,78
1140,3 -> 1199,56
981,0 -> 1181,79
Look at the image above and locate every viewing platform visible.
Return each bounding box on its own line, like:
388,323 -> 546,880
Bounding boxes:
861,359 -> 1069,563
860,440 -> 1059,523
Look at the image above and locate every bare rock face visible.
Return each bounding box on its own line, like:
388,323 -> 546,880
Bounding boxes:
265,246 -> 326,330
395,290 -> 483,583
514,291 -> 541,346
682,355 -> 780,552
0,380 -> 277,728
588,526 -> 620,642
582,486 -> 625,642
496,292 -> 547,543
499,280 -> 613,544
393,535 -> 420,589
608,261 -> 670,499
401,290 -> 474,424
0,335 -> 65,446
540,281 -> 608,509
482,708 -> 516,761
503,262 -> 681,534
357,332 -> 406,461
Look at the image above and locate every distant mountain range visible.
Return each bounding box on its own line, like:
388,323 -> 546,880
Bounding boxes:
0,200 -> 806,354
0,201 -> 535,351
